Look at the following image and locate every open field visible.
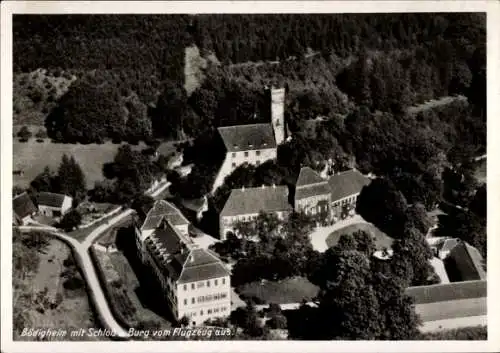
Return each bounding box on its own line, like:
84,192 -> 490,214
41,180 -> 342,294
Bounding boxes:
238,277 -> 319,305
13,140 -> 147,189
415,297 -> 487,322
326,222 -> 393,250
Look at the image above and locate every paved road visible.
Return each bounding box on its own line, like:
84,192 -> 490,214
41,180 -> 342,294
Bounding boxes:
19,210 -> 134,339
308,215 -> 365,252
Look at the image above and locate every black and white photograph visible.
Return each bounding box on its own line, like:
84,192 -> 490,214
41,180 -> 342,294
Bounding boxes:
1,1 -> 498,352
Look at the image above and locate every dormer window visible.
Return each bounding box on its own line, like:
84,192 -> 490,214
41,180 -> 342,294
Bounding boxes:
248,144 -> 253,148
233,144 -> 239,149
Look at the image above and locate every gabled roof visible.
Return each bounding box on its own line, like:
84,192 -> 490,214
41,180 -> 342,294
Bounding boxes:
437,238 -> 459,252
448,241 -> 486,281
13,192 -> 37,219
141,200 -> 189,231
177,248 -> 230,284
405,280 -> 486,305
328,169 -> 371,202
295,167 -> 325,187
220,185 -> 292,217
295,183 -> 332,200
36,192 -> 70,208
217,123 -> 276,152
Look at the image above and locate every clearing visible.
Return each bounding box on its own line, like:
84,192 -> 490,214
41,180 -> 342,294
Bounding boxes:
237,277 -> 319,305
13,140 -> 147,189
325,222 -> 393,250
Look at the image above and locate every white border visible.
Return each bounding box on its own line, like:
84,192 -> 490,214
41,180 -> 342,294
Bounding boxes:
2,1 -> 499,352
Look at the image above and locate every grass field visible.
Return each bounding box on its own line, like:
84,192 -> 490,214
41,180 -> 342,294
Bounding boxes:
325,222 -> 393,250
13,140 -> 147,189
415,297 -> 487,322
238,277 -> 319,304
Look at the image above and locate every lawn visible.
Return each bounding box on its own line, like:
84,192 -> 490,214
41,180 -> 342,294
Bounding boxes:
238,277 -> 319,305
415,297 -> 487,322
13,140 -> 147,189
325,222 -> 394,250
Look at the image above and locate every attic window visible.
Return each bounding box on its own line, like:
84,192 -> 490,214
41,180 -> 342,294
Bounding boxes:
248,144 -> 253,148
263,143 -> 268,146
233,144 -> 239,149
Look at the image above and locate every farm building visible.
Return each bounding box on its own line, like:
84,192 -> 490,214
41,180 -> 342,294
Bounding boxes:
36,192 -> 72,218
13,192 -> 37,225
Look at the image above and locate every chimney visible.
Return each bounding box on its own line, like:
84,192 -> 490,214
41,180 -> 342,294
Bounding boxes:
272,183 -> 276,188
261,184 -> 266,189
241,186 -> 245,192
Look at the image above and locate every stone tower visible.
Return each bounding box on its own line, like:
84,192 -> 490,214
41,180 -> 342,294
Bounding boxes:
269,86 -> 286,145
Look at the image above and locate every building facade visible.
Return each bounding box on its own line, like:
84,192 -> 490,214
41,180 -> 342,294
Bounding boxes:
212,87 -> 287,193
36,192 -> 72,218
328,169 -> 371,222
293,167 -> 332,220
219,185 -> 292,239
136,200 -> 231,326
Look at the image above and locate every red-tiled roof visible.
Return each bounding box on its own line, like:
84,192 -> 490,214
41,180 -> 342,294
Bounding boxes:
217,123 -> 276,152
220,185 -> 292,217
328,169 -> 371,202
13,192 -> 37,219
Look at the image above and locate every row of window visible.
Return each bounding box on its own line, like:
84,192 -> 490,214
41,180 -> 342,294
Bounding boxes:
232,150 -> 261,158
332,195 -> 357,208
186,306 -> 228,318
183,292 -> 228,306
183,278 -> 226,291
232,160 -> 260,169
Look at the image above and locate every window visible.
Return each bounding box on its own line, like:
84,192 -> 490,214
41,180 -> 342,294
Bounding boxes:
200,310 -> 203,316
214,279 -> 218,286
214,308 -> 219,313
191,283 -> 195,290
232,162 -> 236,168
183,284 -> 187,291
208,309 -> 212,314
191,298 -> 195,304
232,152 -> 236,158
256,150 -> 261,156
207,280 -> 210,287
244,151 -> 249,157
184,299 -> 187,305
222,278 -> 226,285
256,160 -> 260,166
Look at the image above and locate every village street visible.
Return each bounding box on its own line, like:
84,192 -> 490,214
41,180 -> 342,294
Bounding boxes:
19,210 -> 134,339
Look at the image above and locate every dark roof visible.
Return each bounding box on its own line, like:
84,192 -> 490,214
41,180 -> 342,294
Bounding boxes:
448,242 -> 486,281
217,123 -> 276,152
295,167 -> 325,187
141,200 -> 189,230
220,185 -> 292,217
328,169 -> 371,202
36,192 -> 69,208
152,225 -> 183,255
177,248 -> 230,284
405,280 -> 486,305
13,192 -> 37,219
295,183 -> 332,200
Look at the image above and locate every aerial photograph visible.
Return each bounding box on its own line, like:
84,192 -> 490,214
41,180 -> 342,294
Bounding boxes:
9,11 -> 487,343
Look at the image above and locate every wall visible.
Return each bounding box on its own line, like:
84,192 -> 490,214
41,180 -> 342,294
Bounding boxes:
330,193 -> 359,220
212,147 -> 277,193
295,194 -> 331,216
176,275 -> 231,326
38,205 -> 60,217
219,210 -> 288,240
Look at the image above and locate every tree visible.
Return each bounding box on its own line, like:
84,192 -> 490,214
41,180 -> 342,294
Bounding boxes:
30,166 -> 57,193
58,209 -> 82,231
17,126 -> 32,141
356,178 -> 409,238
57,154 -> 86,200
131,195 -> 155,219
469,184 -> 486,219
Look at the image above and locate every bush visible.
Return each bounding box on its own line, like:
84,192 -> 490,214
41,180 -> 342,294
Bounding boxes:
35,129 -> 47,138
36,138 -> 44,143
267,314 -> 287,329
63,276 -> 84,291
58,209 -> 82,231
17,126 -> 32,141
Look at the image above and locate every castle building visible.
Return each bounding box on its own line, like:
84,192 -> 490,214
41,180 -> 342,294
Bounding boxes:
211,87 -> 287,193
293,167 -> 332,218
219,184 -> 292,239
135,200 -> 231,326
327,169 -> 371,221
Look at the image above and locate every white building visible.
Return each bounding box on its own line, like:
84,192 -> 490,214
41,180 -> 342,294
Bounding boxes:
219,185 -> 293,240
36,192 -> 72,218
135,200 -> 231,326
211,87 -> 287,193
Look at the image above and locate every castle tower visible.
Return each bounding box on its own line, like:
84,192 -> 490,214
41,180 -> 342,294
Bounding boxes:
269,87 -> 286,145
